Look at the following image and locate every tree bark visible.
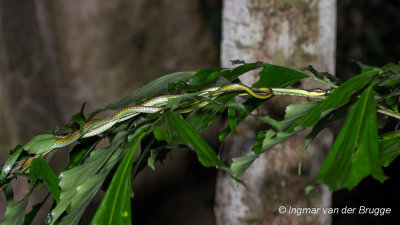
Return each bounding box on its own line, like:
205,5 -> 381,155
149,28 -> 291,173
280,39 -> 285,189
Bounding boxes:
215,0 -> 336,224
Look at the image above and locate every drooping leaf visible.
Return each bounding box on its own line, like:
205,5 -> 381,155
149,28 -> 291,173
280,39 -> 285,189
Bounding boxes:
155,111 -> 226,169
222,62 -> 264,81
379,134 -> 400,166
251,101 -> 319,154
148,148 -> 161,170
317,85 -> 387,191
50,131 -> 129,224
230,154 -> 259,178
189,62 -> 263,86
186,94 -> 235,133
90,133 -> 144,225
298,105 -> 351,175
290,68 -> 382,130
53,126 -> 149,225
248,101 -> 318,159
189,67 -> 222,85
0,146 -> 23,181
2,184 -> 37,225
29,157 -> 60,202
63,137 -> 101,171
218,96 -> 267,142
24,194 -> 49,225
377,74 -> 400,88
105,71 -> 196,110
228,107 -> 237,135
253,63 -> 309,88
384,94 -> 399,112
69,103 -> 87,126
301,65 -> 340,83
23,134 -> 57,155
259,129 -> 300,154
356,61 -> 375,72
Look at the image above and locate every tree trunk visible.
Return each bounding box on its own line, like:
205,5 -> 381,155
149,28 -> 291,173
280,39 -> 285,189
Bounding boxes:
215,0 -> 336,224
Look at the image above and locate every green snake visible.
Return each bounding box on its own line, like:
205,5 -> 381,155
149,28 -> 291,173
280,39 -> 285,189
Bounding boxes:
16,84 -> 326,173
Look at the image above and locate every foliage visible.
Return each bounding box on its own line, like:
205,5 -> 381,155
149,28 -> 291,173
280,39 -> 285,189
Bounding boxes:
1,61 -> 400,224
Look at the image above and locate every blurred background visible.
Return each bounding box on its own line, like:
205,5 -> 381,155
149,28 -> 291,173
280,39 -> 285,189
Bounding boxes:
0,0 -> 399,224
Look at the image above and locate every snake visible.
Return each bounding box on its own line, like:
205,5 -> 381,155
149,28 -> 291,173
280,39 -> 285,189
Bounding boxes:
15,84 -> 326,173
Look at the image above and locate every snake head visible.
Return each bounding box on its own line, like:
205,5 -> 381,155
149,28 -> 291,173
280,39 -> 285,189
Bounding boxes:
308,88 -> 327,96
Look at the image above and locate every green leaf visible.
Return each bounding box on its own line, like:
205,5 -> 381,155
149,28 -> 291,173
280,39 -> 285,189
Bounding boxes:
105,71 -> 195,110
222,62 -> 264,81
187,94 -> 235,133
189,67 -> 222,85
317,85 -> 387,191
278,101 -> 319,129
2,184 -> 36,225
29,157 -> 60,202
379,135 -> 400,166
155,111 -> 226,168
253,63 -> 309,88
50,131 -> 130,225
384,94 -> 399,112
23,134 -> 57,155
231,102 -> 317,176
189,62 -> 263,86
290,68 -> 381,130
301,65 -> 340,83
231,154 -> 258,178
24,195 -> 49,225
63,137 -> 101,171
298,105 -> 351,175
147,149 -> 159,170
230,59 -> 246,65
0,146 -> 23,181
69,103 -> 87,126
356,61 -> 375,72
251,101 -> 319,154
218,97 -> 266,142
90,133 -> 144,225
52,125 -> 150,225
228,108 -> 237,135
377,74 -> 400,88
259,129 -> 299,154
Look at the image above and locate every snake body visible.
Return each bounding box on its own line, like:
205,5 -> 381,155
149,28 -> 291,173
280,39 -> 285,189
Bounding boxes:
16,84 -> 326,173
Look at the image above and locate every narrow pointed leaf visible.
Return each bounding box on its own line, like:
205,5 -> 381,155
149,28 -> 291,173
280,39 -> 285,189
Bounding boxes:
156,111 -> 226,168
23,134 -> 57,155
2,185 -> 36,225
105,72 -> 195,110
317,85 -> 387,191
231,154 -> 258,178
29,157 -> 60,202
0,146 -> 23,180
90,133 -> 144,225
253,63 -> 309,88
24,195 -> 49,225
379,135 -> 400,166
290,68 -> 381,130
228,108 -> 237,135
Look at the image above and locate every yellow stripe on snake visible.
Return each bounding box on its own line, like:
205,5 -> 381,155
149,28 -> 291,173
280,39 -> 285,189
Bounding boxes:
17,84 -> 326,173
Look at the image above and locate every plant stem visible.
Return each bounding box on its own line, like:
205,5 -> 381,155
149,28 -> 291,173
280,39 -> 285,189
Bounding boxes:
377,105 -> 400,120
